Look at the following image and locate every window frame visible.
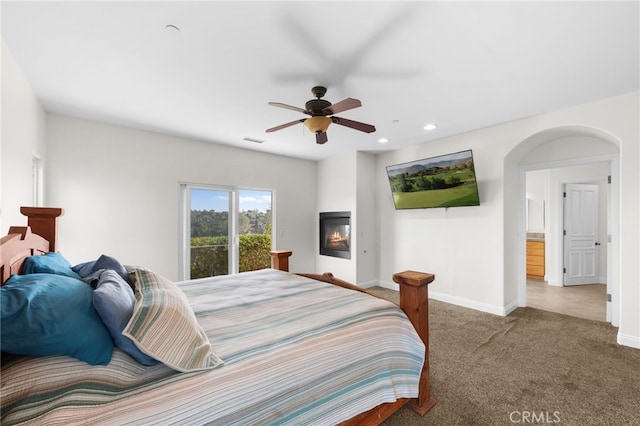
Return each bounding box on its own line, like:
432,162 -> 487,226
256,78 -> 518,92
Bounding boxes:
179,183 -> 275,280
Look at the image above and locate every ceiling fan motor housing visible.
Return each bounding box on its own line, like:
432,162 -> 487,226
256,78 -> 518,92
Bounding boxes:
306,86 -> 332,115
305,99 -> 332,115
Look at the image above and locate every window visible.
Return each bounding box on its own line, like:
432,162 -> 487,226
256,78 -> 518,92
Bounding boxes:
179,184 -> 273,280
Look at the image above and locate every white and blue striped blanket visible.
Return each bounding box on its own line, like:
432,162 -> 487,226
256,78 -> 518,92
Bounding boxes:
1,269 -> 424,425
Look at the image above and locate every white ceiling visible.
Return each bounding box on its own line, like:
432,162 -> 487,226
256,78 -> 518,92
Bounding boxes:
2,1 -> 638,161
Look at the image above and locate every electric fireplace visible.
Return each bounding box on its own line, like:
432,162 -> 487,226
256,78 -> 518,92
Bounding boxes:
319,211 -> 351,259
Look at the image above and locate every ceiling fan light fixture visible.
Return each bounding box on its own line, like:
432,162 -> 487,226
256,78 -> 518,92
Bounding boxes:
304,116 -> 332,133
267,87 -> 373,144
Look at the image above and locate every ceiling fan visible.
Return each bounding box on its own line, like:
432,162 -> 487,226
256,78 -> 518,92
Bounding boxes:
266,86 -> 376,144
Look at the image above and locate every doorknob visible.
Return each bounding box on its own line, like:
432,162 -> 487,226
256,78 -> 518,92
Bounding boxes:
595,242 -> 601,246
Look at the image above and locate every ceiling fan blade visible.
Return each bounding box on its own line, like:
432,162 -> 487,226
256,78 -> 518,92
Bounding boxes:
322,97 -> 362,115
315,132 -> 328,144
266,119 -> 305,133
268,102 -> 309,115
331,116 -> 376,133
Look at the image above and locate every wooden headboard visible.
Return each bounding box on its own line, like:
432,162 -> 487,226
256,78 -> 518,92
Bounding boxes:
1,207 -> 64,285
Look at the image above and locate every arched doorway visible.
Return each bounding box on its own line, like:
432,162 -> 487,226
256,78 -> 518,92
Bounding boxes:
504,126 -> 621,325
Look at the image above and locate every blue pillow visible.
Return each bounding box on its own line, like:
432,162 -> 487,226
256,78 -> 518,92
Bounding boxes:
92,255 -> 131,285
92,270 -> 158,366
23,252 -> 81,279
73,255 -> 133,288
1,273 -> 113,365
72,260 -> 95,277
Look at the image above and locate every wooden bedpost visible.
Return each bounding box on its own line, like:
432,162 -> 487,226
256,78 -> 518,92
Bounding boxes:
20,207 -> 64,252
393,270 -> 436,416
269,250 -> 292,272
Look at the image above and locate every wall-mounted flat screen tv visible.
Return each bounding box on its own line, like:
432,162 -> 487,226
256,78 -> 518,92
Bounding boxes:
386,149 -> 480,209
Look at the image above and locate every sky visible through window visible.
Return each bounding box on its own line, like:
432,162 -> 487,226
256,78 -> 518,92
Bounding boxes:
191,189 -> 271,212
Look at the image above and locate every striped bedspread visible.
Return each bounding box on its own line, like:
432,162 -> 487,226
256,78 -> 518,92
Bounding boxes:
1,269 -> 425,425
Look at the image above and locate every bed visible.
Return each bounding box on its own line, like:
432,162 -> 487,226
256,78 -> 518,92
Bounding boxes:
1,207 -> 435,425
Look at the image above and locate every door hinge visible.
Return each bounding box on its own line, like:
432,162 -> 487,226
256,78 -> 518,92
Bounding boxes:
607,293 -> 612,302
563,191 -> 566,198
608,175 -> 612,184
563,229 -> 566,236
563,267 -> 566,274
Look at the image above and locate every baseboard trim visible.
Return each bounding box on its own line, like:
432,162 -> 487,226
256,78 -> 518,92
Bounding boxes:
374,281 -> 514,316
429,291 -> 517,316
618,332 -> 640,349
546,277 -> 607,286
359,280 -> 396,290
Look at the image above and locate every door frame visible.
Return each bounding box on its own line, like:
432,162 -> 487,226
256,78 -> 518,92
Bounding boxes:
178,184 -> 235,280
518,153 -> 619,326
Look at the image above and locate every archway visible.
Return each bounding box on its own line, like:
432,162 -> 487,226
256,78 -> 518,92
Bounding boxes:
503,126 -> 621,324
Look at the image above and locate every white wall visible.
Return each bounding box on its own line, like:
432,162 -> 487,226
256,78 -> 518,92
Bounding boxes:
316,151 -> 379,284
355,152 -> 378,285
1,39 -> 47,232
45,114 -> 317,280
316,151 -> 357,281
503,94 -> 639,348
377,134 -> 505,313
375,92 -> 638,346
526,169 -> 547,233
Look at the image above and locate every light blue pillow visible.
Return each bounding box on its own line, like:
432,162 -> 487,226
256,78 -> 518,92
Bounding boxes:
23,252 -> 81,279
1,273 -> 113,365
92,270 -> 158,366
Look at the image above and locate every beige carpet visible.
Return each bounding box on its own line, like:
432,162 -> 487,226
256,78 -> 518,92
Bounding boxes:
366,287 -> 640,426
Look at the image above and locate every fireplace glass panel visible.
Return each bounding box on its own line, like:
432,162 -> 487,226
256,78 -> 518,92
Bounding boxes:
319,212 -> 351,259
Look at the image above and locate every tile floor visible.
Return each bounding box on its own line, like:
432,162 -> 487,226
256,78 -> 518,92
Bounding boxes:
526,279 -> 607,322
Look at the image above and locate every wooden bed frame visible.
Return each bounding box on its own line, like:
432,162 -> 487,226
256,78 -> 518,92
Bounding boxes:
1,207 -> 436,425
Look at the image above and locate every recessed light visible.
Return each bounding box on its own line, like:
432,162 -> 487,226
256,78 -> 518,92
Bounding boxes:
423,123 -> 437,131
378,138 -> 389,144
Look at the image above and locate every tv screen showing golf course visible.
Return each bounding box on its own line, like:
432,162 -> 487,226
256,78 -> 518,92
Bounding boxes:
386,149 -> 480,209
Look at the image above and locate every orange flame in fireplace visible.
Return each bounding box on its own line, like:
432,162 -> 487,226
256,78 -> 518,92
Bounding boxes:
328,231 -> 348,248
329,231 -> 343,242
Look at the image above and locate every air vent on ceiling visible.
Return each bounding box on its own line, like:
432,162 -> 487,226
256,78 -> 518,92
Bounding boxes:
242,137 -> 265,144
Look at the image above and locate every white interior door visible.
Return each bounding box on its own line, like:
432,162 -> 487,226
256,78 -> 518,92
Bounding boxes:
563,183 -> 599,286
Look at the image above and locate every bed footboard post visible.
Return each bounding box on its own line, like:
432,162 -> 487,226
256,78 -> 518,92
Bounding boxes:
392,270 -> 436,416
269,250 -> 292,272
20,207 -> 64,252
